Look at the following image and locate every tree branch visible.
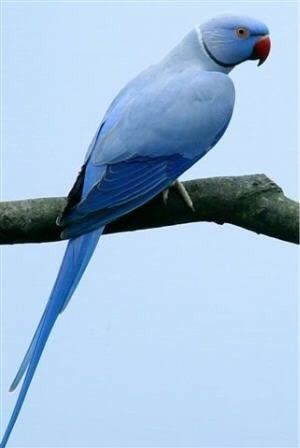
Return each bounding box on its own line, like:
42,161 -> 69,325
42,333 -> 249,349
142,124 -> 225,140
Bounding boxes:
0,174 -> 298,245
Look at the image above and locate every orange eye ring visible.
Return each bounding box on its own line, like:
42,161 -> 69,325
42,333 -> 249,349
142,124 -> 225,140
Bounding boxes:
235,27 -> 250,39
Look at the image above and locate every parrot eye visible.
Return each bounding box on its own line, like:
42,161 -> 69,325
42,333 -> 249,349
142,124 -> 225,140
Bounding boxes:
235,27 -> 250,39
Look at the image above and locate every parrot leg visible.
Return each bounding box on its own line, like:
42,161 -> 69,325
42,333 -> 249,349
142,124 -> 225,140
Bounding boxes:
162,180 -> 195,211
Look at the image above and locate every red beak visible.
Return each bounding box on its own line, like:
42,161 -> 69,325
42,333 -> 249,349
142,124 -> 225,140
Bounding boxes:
251,35 -> 271,66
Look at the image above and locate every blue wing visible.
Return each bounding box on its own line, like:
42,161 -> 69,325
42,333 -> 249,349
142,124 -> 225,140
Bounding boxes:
61,154 -> 193,238
60,70 -> 235,238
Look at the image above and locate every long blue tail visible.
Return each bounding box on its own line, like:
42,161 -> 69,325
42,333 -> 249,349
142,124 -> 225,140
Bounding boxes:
1,227 -> 103,448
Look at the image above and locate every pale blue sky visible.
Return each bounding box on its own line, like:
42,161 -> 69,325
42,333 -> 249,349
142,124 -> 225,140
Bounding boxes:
1,1 -> 299,447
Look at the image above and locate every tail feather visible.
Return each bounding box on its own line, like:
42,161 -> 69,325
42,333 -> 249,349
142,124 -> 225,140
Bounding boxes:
1,227 -> 103,448
9,304 -> 50,392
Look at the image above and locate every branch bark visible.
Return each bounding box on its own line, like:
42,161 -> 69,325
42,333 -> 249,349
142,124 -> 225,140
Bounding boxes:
0,174 -> 298,245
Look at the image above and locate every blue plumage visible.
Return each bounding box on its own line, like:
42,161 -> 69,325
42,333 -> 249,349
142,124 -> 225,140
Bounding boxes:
1,228 -> 103,448
62,155 -> 192,238
1,13 -> 270,447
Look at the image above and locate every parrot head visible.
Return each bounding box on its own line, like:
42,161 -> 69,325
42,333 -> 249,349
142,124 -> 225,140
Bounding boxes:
200,14 -> 271,68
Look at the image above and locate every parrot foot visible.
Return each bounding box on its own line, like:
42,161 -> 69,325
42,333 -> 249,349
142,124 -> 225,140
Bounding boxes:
162,180 -> 195,211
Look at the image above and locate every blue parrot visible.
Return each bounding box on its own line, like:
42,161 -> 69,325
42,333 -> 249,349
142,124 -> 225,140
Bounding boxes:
1,13 -> 270,447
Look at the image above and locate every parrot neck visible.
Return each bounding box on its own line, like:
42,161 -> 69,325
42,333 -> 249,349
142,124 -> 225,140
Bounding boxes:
161,29 -> 233,74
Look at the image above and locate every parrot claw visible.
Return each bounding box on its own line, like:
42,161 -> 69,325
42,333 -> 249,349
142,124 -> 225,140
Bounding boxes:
162,188 -> 170,205
162,180 -> 195,211
174,180 -> 195,211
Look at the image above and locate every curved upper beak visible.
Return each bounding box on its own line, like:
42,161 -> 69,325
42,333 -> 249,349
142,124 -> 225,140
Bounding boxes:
250,35 -> 271,66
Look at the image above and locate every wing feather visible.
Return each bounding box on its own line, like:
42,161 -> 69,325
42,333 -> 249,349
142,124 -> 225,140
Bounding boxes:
60,155 -> 192,238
